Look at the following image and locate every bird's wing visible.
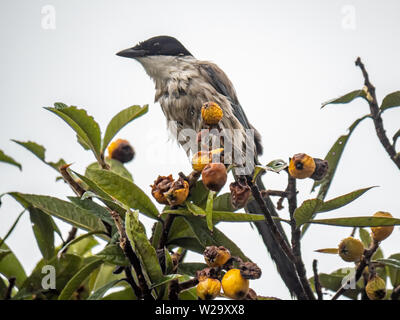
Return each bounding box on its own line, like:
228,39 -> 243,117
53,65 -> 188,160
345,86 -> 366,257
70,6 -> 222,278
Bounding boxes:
197,62 -> 251,130
197,61 -> 263,155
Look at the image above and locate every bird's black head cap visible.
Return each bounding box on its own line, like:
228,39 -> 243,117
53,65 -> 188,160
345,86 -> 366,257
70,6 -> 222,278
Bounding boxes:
116,35 -> 192,59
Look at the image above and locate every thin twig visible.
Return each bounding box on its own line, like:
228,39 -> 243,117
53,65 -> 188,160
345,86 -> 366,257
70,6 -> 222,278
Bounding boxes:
261,190 -> 288,198
332,239 -> 379,300
158,214 -> 176,250
355,57 -> 400,170
312,260 -> 323,300
391,284 -> 400,300
287,175 -> 315,300
124,266 -> 142,299
4,277 -> 16,300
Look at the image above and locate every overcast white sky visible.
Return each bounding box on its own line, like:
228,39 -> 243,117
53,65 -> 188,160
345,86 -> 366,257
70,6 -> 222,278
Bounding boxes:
0,0 -> 399,299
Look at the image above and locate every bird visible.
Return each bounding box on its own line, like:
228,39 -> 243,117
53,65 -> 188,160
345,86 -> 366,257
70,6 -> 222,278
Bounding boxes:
117,35 -> 305,298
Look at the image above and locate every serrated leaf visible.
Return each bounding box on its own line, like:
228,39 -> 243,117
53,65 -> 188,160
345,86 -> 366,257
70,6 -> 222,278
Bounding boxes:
321,89 -> 366,108
317,187 -> 376,213
10,193 -> 107,234
85,169 -> 159,219
125,210 -> 164,285
0,149 -> 21,170
29,208 -> 55,260
45,105 -> 102,161
87,279 -> 124,300
102,105 -> 148,152
58,258 -> 103,300
67,197 -> 114,226
311,115 -> 370,199
307,216 -> 400,227
96,244 -> 129,266
6,142 -> 65,181
380,91 -> 400,112
86,159 -> 133,181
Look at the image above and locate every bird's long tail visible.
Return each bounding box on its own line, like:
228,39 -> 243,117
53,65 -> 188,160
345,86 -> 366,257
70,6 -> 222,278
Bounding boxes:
243,175 -> 306,299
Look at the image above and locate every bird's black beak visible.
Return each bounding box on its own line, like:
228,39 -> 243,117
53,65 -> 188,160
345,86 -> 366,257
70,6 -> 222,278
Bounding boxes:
116,47 -> 146,59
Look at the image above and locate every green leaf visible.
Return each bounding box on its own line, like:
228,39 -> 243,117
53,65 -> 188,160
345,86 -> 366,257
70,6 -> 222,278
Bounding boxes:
86,158 -> 133,181
96,244 -> 130,266
359,228 -> 371,247
0,249 -> 11,262
0,239 -> 27,288
102,287 -> 136,300
375,258 -> 400,270
85,169 -> 159,219
45,105 -> 102,161
0,209 -> 25,249
149,274 -> 183,289
125,210 -> 164,285
294,199 -> 324,227
380,91 -> 400,113
0,149 -> 21,170
87,279 -> 124,300
102,105 -> 148,152
185,202 -> 206,216
183,215 -> 249,261
306,216 -> 400,228
29,208 -> 55,260
10,193 -> 107,234
177,263 -> 208,277
265,159 -> 288,173
187,180 -> 209,206
14,254 -> 82,299
321,89 -> 366,108
317,187 -> 376,213
67,197 -> 114,226
58,258 -> 103,300
205,191 -> 215,232
212,193 -> 235,212
301,187 -> 375,234
311,115 -> 370,199
68,235 -> 99,257
164,248 -> 174,274
386,254 -> 400,287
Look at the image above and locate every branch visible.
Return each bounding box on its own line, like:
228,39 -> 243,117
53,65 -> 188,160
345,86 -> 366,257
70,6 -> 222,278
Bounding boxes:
391,284 -> 400,300
355,57 -> 400,170
157,214 -> 176,250
332,239 -> 379,300
287,175 -> 315,300
109,210 -> 153,300
245,176 -> 296,264
312,260 -> 323,300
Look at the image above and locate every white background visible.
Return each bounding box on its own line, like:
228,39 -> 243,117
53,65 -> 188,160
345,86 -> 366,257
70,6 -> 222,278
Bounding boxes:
0,0 -> 399,299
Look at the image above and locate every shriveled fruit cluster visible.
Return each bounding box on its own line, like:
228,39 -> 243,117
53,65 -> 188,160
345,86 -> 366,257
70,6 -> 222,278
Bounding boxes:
195,246 -> 261,300
150,175 -> 189,206
107,138 -> 135,163
288,153 -> 328,180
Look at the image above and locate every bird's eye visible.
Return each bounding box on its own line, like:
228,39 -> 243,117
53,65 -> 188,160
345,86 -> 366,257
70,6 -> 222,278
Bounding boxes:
154,42 -> 160,46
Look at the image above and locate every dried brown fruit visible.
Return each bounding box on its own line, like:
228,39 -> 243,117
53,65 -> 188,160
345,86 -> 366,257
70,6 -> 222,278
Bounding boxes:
230,181 -> 251,209
204,246 -> 231,267
150,175 -> 174,205
202,163 -> 227,192
107,139 -> 135,163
